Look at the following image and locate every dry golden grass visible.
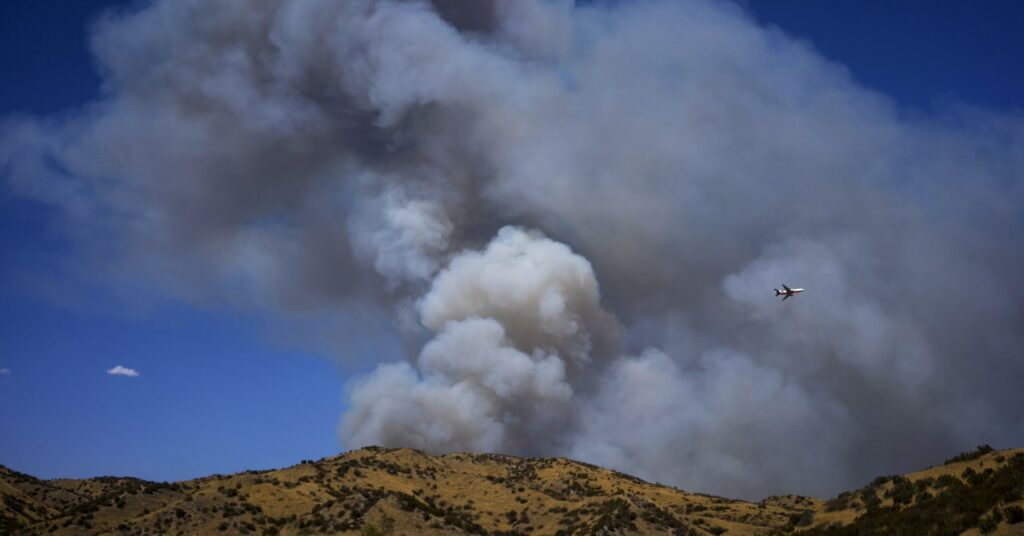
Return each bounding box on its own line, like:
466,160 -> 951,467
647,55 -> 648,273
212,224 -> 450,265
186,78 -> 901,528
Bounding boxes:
2,446 -> 1022,535
2,447 -> 804,535
800,447 -> 1024,535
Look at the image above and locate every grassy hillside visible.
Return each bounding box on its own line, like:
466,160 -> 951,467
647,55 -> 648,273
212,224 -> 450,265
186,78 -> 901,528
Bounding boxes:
2,446 -> 1022,535
797,446 -> 1024,536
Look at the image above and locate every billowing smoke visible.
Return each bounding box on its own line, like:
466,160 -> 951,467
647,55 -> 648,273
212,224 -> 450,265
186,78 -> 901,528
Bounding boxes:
343,225 -> 616,455
3,0 -> 1023,499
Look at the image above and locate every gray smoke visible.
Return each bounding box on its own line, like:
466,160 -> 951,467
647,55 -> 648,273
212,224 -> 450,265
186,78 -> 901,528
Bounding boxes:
3,0 -> 1023,499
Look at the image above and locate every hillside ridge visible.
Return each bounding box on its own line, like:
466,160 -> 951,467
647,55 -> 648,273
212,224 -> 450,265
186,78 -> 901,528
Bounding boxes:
2,445 -> 1022,535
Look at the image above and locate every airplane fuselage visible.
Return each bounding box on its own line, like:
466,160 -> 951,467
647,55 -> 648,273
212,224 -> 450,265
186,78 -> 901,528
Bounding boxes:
774,285 -> 804,300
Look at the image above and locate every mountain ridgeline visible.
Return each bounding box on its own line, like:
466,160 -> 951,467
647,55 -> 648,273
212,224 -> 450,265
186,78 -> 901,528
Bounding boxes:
1,446 -> 1022,535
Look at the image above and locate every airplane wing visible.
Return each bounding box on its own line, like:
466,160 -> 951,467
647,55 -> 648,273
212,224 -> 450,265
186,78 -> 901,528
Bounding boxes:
782,294 -> 790,301
782,284 -> 791,291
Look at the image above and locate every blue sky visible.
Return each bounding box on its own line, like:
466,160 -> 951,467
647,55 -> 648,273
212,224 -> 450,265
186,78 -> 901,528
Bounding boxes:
1,0 -> 1022,483
745,0 -> 1024,111
0,2 -> 349,481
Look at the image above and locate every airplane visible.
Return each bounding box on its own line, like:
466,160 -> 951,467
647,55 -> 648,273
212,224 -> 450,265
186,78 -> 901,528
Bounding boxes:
774,284 -> 804,301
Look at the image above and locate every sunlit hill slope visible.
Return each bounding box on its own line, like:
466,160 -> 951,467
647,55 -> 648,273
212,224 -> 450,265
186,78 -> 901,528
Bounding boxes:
2,445 -> 1022,535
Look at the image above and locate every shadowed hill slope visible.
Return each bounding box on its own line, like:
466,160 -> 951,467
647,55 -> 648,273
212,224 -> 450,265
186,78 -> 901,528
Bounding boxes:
1,446 -> 1021,535
800,446 -> 1024,535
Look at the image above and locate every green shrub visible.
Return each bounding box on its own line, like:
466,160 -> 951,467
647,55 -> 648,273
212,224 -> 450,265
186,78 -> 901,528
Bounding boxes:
801,453 -> 1024,536
978,514 -> 997,533
887,477 -> 914,506
943,445 -> 995,466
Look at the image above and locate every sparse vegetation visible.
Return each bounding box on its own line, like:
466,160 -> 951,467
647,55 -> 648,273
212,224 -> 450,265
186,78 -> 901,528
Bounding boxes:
2,447 -> 1022,535
943,444 -> 995,466
805,451 -> 1024,535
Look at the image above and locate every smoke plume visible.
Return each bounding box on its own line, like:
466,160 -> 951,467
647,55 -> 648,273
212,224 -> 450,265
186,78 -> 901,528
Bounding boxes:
3,0 -> 1023,499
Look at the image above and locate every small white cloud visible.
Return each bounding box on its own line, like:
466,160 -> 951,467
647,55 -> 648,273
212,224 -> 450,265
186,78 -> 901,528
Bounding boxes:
107,365 -> 140,377
0,368 -> 10,375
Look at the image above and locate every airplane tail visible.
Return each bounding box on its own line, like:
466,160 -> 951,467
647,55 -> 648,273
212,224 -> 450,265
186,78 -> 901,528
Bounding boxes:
774,289 -> 782,296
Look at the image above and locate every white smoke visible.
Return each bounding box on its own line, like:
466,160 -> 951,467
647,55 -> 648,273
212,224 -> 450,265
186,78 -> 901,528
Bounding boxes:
418,226 -> 613,363
571,348 -> 852,496
350,185 -> 454,288
342,317 -> 574,454
2,0 -> 1023,499
343,226 -> 602,454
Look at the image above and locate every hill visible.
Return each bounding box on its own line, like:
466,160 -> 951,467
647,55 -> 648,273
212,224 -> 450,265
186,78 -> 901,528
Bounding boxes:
1,445 -> 1021,535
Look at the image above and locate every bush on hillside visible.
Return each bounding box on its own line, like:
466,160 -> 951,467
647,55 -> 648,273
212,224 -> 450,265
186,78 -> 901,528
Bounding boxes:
943,445 -> 995,466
